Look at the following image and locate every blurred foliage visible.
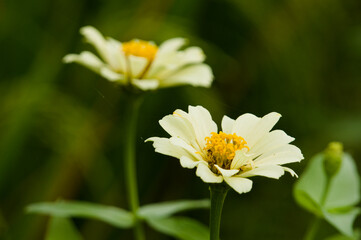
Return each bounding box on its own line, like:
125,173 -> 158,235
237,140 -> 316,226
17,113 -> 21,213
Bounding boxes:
294,150 -> 360,238
0,0 -> 361,239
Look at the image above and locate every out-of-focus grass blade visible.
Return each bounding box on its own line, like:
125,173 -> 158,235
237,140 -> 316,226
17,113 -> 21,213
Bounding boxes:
138,199 -> 210,219
27,201 -> 134,228
146,216 -> 209,240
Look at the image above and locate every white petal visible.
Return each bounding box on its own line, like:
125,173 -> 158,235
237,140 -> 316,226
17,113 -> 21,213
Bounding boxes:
180,47 -> 205,64
188,106 -> 217,148
254,144 -> 303,166
180,156 -> 200,169
232,113 -> 261,141
230,149 -> 254,169
196,162 -> 223,183
238,165 -> 285,179
80,26 -> 111,63
159,113 -> 197,146
169,137 -> 203,161
63,51 -> 104,72
158,64 -> 213,88
146,137 -> 185,158
215,165 -> 239,177
146,137 -> 199,162
238,112 -> 281,148
131,78 -> 159,90
100,67 -> 125,82
127,55 -> 149,78
152,47 -> 205,76
106,38 -> 126,72
221,115 -> 235,134
224,176 -> 253,194
157,38 -> 186,54
283,167 -> 298,177
249,130 -> 294,156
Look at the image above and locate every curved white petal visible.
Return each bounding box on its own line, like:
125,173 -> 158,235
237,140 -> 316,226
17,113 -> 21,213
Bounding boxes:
131,78 -> 159,90
247,112 -> 282,148
283,167 -> 298,177
180,47 -> 205,64
146,137 -> 203,171
159,64 -> 213,88
230,149 -> 254,170
221,115 -> 235,134
159,113 -> 197,146
169,137 -> 203,161
238,165 -> 285,179
157,38 -> 186,54
254,144 -> 303,166
80,26 -> 111,63
63,51 -> 104,72
128,55 -> 149,77
146,137 -> 187,158
80,26 -> 126,73
232,113 -> 261,141
196,162 -> 223,183
100,67 -> 125,82
249,130 -> 294,156
215,165 -> 239,177
237,112 -> 281,148
188,106 -> 218,148
180,156 -> 200,169
152,46 -> 205,76
224,176 -> 253,194
106,38 -> 126,72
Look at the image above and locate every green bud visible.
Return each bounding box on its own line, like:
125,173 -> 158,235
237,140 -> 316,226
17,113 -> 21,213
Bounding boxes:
323,142 -> 343,178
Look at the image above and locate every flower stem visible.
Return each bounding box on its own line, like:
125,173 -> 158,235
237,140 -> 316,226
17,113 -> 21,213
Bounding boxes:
124,94 -> 145,240
303,174 -> 331,240
303,217 -> 321,240
209,183 -> 229,240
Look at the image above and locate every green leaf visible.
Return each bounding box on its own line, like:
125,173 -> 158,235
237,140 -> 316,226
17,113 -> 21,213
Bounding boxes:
146,216 -> 209,240
138,199 -> 210,219
293,154 -> 326,214
324,154 -> 360,209
323,208 -> 360,237
46,217 -> 83,240
294,152 -> 360,236
293,189 -> 323,216
27,201 -> 134,228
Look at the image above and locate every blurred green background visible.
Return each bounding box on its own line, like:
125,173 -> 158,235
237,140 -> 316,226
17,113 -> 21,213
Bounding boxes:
1,0 -> 361,239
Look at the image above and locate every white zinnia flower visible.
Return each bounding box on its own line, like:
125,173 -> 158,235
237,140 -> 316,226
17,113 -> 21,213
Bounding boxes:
63,26 -> 213,90
147,106 -> 304,194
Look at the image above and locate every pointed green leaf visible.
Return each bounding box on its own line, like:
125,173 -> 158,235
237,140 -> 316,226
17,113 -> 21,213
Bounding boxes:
325,154 -> 360,209
138,199 -> 210,219
27,201 -> 134,228
146,216 -> 209,240
294,151 -> 360,236
46,217 -> 83,240
323,208 -> 360,237
293,154 -> 326,214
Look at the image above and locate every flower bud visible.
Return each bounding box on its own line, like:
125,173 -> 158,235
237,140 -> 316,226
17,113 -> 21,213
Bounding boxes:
323,142 -> 343,178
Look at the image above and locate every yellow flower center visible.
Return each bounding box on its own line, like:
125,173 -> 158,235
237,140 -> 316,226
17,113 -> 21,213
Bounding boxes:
204,131 -> 249,170
122,40 -> 158,61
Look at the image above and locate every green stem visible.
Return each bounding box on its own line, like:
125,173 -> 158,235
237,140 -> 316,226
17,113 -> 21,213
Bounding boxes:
209,184 -> 229,240
303,175 -> 331,240
124,95 -> 145,240
303,217 -> 321,240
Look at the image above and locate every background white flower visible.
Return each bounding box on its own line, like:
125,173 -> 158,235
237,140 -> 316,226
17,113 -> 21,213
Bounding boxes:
147,106 -> 304,194
63,26 -> 213,90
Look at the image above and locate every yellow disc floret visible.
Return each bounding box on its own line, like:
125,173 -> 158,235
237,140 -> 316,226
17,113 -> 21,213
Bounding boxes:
122,39 -> 158,61
204,131 -> 249,170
